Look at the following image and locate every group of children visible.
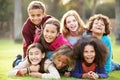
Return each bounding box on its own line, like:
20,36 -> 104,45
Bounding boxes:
8,1 -> 120,79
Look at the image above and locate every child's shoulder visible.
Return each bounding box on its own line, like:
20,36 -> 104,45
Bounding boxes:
41,15 -> 52,25
45,59 -> 52,64
102,35 -> 111,41
44,59 -> 53,71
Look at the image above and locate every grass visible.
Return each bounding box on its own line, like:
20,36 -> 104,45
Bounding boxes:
0,35 -> 120,80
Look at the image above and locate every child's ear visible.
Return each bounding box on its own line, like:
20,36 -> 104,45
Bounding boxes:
42,53 -> 45,58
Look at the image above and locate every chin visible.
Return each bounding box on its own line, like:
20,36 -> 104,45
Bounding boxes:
87,61 -> 94,64
31,62 -> 39,65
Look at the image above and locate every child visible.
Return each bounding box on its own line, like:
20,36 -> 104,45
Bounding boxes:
53,44 -> 75,77
71,37 -> 108,79
85,14 -> 120,74
34,17 -> 71,60
61,10 -> 85,45
22,1 -> 51,58
8,43 -> 60,79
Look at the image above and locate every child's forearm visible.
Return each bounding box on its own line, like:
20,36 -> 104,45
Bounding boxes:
18,68 -> 28,75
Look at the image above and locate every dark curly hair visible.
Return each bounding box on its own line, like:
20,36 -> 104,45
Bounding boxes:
74,37 -> 108,67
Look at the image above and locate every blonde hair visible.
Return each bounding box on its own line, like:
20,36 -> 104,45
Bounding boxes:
61,10 -> 85,38
27,1 -> 46,13
53,44 -> 75,70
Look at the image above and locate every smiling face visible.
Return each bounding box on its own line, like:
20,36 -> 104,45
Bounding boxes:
43,24 -> 59,43
28,47 -> 45,65
83,45 -> 95,64
28,9 -> 44,26
90,19 -> 105,35
65,15 -> 79,32
54,55 -> 68,69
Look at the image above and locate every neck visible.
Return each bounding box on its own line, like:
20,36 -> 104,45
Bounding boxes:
84,62 -> 93,67
92,33 -> 103,40
70,31 -> 80,37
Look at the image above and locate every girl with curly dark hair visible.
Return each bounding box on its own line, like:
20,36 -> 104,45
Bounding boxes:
71,37 -> 108,79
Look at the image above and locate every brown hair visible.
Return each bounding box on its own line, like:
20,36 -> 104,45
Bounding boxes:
53,44 -> 75,70
38,17 -> 60,51
61,10 -> 85,38
86,14 -> 112,35
26,43 -> 46,73
27,1 -> 46,13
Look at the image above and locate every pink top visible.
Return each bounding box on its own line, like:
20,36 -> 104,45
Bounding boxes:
34,34 -> 72,51
33,34 -> 40,43
49,34 -> 72,50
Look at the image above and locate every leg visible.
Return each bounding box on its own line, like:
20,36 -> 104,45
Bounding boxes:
111,61 -> 120,71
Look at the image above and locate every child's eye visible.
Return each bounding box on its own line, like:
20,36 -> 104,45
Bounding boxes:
63,62 -> 67,65
91,50 -> 95,53
84,51 -> 88,53
29,52 -> 33,55
31,14 -> 35,17
94,22 -> 98,25
101,23 -> 105,26
73,19 -> 76,22
37,14 -> 41,17
66,21 -> 71,24
58,59 -> 61,62
34,52 -> 39,55
51,31 -> 55,33
45,30 -> 49,32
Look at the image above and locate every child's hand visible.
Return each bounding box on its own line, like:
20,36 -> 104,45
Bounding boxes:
29,72 -> 42,78
82,73 -> 92,78
88,71 -> 99,80
64,72 -> 70,77
29,65 -> 40,72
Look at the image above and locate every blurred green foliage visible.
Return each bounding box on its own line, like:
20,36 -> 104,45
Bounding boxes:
0,0 -> 116,39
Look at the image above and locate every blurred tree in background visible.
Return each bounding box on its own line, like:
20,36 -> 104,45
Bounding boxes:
0,0 -> 119,44
14,0 -> 22,42
115,0 -> 120,44
0,0 -> 14,39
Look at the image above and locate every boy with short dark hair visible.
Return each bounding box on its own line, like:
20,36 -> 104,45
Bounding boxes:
22,1 -> 51,58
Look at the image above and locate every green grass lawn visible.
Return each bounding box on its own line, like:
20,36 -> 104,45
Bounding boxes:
0,36 -> 120,80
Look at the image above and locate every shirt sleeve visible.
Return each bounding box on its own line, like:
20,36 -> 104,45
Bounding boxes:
96,66 -> 108,78
101,36 -> 112,74
41,63 -> 60,79
71,61 -> 83,78
7,58 -> 29,76
22,21 -> 34,58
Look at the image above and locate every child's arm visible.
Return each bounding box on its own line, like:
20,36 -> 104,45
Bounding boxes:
102,36 -> 112,74
71,61 -> 83,78
96,66 -> 108,78
8,59 -> 29,76
29,59 -> 60,79
41,63 -> 60,79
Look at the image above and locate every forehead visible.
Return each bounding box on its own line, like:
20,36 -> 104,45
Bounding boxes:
84,44 -> 94,49
57,55 -> 68,61
44,24 -> 57,30
94,18 -> 104,23
29,9 -> 44,14
66,15 -> 76,20
29,47 -> 41,52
